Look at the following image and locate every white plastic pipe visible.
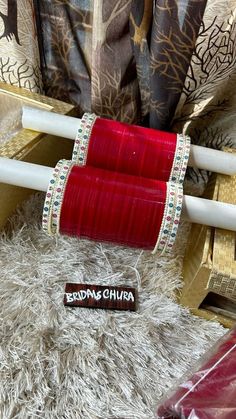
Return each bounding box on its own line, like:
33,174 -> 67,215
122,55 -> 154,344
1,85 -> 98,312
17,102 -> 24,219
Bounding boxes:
1,157 -> 236,231
187,145 -> 236,175
0,157 -> 53,192
182,195 -> 236,231
22,106 -> 236,176
22,106 -> 81,139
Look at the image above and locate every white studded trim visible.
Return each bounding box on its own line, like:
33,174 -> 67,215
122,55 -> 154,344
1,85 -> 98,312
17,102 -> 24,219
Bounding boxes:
72,113 -> 97,165
42,160 -> 73,236
152,182 -> 183,255
42,160 -> 64,235
169,134 -> 191,184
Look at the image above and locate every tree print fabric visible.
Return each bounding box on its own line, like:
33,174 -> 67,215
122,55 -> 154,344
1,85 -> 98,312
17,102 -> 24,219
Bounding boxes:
33,0 -> 236,189
34,0 -> 93,114
91,0 -> 139,123
172,0 -> 236,184
34,0 -> 139,121
0,0 -> 42,92
130,0 -> 207,130
130,0 -> 236,185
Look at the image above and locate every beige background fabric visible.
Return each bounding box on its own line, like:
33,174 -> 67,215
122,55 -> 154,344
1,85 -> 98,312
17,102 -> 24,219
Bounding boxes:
0,0 -> 42,92
172,0 -> 236,184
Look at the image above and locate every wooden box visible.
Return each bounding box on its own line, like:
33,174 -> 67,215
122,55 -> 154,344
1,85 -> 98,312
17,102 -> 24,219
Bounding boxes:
182,167 -> 236,328
0,82 -> 74,229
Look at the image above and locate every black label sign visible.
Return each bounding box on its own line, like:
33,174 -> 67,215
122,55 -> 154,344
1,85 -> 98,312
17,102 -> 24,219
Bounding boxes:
64,283 -> 136,311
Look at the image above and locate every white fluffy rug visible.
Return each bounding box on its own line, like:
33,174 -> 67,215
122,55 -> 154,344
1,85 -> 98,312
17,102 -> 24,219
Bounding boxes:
0,194 -> 226,419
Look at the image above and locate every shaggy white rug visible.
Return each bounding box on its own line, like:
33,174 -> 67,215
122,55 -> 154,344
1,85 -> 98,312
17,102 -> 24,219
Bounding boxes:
0,193 -> 226,419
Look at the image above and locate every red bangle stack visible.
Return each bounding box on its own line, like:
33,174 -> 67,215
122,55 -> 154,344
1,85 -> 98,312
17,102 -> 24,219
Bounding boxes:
72,113 -> 190,184
42,112 -> 190,253
42,160 -> 183,255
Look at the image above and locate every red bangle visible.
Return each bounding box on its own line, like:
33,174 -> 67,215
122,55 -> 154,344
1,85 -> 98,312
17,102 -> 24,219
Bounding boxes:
43,161 -> 183,254
72,114 -> 190,184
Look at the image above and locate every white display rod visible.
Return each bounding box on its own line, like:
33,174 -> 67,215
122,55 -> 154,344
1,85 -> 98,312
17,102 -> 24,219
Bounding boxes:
22,106 -> 236,176
0,157 -> 53,192
1,157 -> 236,232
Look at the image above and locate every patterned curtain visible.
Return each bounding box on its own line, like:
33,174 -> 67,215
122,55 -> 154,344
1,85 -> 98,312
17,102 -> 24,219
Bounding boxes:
91,0 -> 140,123
34,0 -> 139,121
130,0 -> 207,130
172,0 -> 236,184
130,0 -> 236,186
172,1 -> 236,136
34,0 -> 236,186
0,0 -> 42,92
33,0 -> 93,114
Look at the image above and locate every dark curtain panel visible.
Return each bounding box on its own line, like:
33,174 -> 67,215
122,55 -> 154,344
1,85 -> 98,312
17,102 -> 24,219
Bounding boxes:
33,0 -> 93,114
34,0 -> 139,122
130,0 -> 207,130
34,0 -> 236,167
91,0 -> 140,123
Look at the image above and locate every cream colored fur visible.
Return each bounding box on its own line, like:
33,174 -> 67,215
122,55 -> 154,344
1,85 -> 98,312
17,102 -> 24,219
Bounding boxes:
0,194 -> 225,418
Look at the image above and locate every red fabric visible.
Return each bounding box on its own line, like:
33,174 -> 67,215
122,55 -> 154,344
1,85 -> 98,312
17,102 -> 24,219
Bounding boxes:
60,165 -> 167,249
156,328 -> 236,419
87,118 -> 177,181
